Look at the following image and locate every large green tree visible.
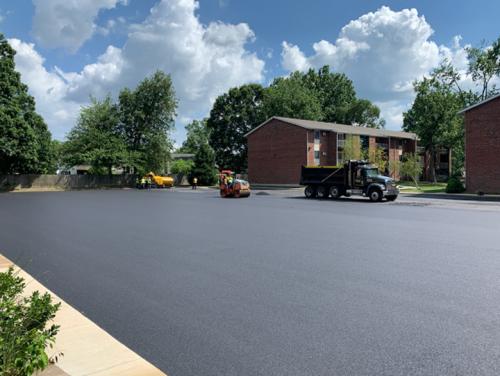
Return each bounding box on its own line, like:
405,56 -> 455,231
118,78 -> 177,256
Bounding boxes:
207,83 -> 266,171
0,33 -> 54,174
118,71 -> 177,173
178,119 -> 210,154
263,75 -> 323,121
191,142 -> 217,185
278,66 -> 384,127
63,97 -> 128,175
300,66 -> 356,123
466,37 -> 500,100
403,66 -> 465,182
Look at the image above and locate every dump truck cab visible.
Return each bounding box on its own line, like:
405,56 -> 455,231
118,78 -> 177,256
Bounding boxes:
300,160 -> 398,202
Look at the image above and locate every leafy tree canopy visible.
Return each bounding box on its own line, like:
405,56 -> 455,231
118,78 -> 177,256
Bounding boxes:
178,119 -> 210,154
119,70 -> 177,173
207,83 -> 266,171
0,33 -> 54,174
191,142 -> 217,185
62,96 -> 128,175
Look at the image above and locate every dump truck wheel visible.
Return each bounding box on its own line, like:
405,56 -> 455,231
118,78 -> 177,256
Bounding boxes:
220,189 -> 226,198
317,185 -> 328,199
369,188 -> 382,202
304,185 -> 316,198
329,186 -> 341,199
386,195 -> 397,201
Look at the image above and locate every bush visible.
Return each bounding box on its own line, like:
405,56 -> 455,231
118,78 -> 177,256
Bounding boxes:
0,267 -> 60,376
445,176 -> 465,193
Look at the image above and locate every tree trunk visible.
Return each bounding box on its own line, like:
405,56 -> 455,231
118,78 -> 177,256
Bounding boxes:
108,165 -> 112,176
429,146 -> 437,183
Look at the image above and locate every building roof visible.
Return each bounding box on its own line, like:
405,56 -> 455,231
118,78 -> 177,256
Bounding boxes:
458,93 -> 500,114
245,116 -> 418,140
171,153 -> 195,159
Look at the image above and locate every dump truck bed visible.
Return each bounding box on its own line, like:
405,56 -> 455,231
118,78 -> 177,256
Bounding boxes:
300,166 -> 346,186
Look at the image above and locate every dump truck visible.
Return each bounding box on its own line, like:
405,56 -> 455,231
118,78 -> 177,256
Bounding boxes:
300,160 -> 398,202
219,170 -> 251,198
143,172 -> 174,188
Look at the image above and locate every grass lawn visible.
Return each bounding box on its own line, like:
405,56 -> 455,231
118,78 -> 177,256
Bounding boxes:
397,181 -> 447,193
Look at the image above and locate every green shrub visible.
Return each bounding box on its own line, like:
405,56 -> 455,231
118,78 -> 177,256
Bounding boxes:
446,176 -> 465,193
0,267 -> 60,376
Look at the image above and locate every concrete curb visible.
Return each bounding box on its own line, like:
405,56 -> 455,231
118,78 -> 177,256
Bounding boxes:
0,254 -> 167,376
400,192 -> 500,202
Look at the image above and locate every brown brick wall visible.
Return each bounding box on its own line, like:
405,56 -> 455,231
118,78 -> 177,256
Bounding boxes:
247,119 -> 307,184
465,96 -> 500,193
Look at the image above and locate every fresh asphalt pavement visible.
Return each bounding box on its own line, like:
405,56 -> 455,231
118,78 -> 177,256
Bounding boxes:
1,188 -> 500,376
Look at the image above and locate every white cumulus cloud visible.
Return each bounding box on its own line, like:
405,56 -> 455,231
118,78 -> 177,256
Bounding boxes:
14,0 -> 265,141
280,6 -> 468,129
32,0 -> 127,51
8,39 -> 81,139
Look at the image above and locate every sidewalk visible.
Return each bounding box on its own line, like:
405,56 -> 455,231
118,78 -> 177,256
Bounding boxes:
0,254 -> 166,376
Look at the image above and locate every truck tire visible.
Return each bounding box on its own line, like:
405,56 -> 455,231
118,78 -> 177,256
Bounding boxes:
317,185 -> 328,199
329,186 -> 341,199
304,185 -> 316,198
386,195 -> 397,201
369,188 -> 382,202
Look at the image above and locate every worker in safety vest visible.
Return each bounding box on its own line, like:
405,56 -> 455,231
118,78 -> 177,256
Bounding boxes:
227,175 -> 234,190
146,176 -> 152,189
192,177 -> 198,190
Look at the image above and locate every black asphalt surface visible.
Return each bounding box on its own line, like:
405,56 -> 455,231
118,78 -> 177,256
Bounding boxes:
1,189 -> 500,376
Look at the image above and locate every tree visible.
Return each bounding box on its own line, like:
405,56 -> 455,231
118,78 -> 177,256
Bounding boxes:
288,66 -> 384,127
400,153 -> 423,188
118,71 -> 177,173
466,37 -> 500,100
191,143 -> 217,185
207,84 -> 266,171
0,33 -> 54,174
178,119 -> 210,154
171,159 -> 194,175
263,76 -> 323,121
49,140 -> 64,173
342,135 -> 361,161
388,159 -> 401,180
63,97 -> 128,175
403,71 -> 464,182
369,147 -> 388,174
0,267 -> 60,376
347,99 -> 385,128
299,66 -> 356,123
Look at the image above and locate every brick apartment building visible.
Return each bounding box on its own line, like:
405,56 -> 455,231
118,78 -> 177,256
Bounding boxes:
459,93 -> 500,193
246,116 -> 417,185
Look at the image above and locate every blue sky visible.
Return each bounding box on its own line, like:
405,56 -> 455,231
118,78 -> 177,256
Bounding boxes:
1,0 -> 499,144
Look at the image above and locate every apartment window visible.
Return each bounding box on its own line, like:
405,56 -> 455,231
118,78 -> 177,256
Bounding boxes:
314,130 -> 321,145
313,150 -> 320,165
337,133 -> 346,164
360,135 -> 369,152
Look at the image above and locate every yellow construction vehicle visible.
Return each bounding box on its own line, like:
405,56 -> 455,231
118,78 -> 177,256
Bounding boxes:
142,172 -> 174,188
